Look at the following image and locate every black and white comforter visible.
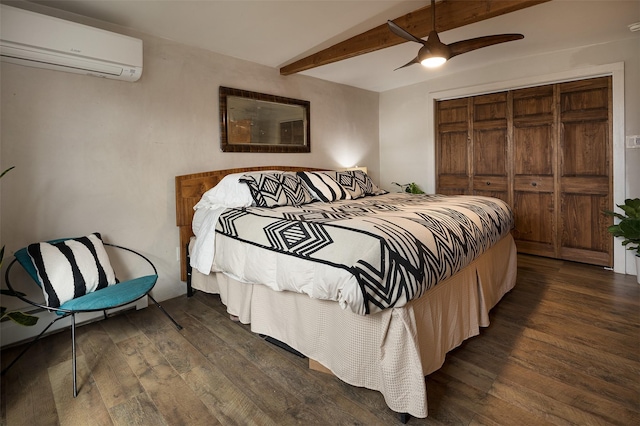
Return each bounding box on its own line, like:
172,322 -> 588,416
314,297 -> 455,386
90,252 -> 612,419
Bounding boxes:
205,193 -> 513,315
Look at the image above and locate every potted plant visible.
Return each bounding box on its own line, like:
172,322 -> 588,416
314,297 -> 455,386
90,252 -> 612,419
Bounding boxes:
392,182 -> 425,194
1,166 -> 38,325
604,198 -> 640,284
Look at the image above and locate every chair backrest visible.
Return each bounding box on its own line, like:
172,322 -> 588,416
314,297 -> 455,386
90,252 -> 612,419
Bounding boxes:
14,237 -> 73,288
14,247 -> 42,287
12,235 -> 121,309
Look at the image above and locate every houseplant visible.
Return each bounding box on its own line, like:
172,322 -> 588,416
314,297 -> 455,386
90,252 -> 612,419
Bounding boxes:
1,166 -> 39,325
604,198 -> 640,284
392,182 -> 425,194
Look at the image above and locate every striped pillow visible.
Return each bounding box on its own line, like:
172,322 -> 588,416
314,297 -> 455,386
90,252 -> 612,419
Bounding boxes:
26,233 -> 117,308
333,171 -> 366,199
297,171 -> 351,202
240,172 -> 313,208
351,170 -> 387,196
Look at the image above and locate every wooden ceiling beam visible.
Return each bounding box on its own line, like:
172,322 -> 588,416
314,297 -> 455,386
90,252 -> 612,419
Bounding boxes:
280,0 -> 550,75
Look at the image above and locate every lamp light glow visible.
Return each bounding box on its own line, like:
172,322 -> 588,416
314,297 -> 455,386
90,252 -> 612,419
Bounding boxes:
347,166 -> 368,174
421,56 -> 446,68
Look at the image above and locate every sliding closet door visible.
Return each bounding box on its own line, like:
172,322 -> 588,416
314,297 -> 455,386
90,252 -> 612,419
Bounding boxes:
558,77 -> 612,266
436,98 -> 471,195
511,85 -> 556,258
435,76 -> 613,267
471,92 -> 510,203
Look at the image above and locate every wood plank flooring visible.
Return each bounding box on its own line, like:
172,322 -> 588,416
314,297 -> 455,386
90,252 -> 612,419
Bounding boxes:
2,255 -> 639,425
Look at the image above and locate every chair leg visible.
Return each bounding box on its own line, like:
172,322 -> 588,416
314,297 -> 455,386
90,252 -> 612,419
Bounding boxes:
186,242 -> 194,297
1,313 -> 70,376
72,313 -> 78,397
147,294 -> 182,330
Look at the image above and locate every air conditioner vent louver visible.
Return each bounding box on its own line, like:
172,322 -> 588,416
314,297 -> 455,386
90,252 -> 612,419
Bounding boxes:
0,5 -> 142,82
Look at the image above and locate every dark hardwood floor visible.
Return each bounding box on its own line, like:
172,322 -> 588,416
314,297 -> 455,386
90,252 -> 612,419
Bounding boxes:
2,254 -> 639,425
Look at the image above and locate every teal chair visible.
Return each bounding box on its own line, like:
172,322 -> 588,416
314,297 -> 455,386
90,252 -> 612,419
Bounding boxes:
1,236 -> 182,396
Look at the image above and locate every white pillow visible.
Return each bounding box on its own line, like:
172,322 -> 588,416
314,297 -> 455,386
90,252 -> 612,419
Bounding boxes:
194,171 -> 280,210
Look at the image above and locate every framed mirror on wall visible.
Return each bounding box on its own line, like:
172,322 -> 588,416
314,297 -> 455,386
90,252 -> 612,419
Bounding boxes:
219,86 -> 310,153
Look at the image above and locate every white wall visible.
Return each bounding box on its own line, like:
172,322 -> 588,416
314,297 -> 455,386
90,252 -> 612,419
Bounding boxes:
380,36 -> 640,276
0,5 -> 379,345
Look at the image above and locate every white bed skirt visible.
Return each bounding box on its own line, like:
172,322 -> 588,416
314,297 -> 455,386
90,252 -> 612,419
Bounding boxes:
190,233 -> 517,418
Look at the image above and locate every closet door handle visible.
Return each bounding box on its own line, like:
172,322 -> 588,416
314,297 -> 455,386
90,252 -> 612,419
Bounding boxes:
531,182 -> 538,187
486,181 -> 491,186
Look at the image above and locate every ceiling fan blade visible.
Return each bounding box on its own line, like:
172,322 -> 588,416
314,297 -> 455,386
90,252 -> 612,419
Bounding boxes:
448,34 -> 524,58
394,57 -> 420,71
387,20 -> 427,45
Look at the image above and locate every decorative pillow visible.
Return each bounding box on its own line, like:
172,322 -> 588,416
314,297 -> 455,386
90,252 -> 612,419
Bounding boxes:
193,170 -> 283,210
26,233 -> 117,308
333,171 -> 366,199
297,171 -> 351,202
239,172 -> 313,208
351,170 -> 387,196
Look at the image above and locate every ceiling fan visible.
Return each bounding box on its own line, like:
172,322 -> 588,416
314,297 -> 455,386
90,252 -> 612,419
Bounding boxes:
388,0 -> 524,70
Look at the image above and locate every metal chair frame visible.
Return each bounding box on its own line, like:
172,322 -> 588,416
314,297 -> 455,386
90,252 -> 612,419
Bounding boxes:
1,243 -> 182,396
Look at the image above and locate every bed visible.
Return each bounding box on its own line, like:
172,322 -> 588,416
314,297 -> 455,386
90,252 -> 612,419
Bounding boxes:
175,166 -> 517,420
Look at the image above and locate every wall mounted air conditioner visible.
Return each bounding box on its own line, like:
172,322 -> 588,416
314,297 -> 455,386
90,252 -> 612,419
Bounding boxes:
0,4 -> 142,82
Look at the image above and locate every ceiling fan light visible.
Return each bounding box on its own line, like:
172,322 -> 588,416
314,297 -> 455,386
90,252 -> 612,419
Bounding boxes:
421,56 -> 447,68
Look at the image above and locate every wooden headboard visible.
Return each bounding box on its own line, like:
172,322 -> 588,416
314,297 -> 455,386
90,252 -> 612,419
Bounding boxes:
175,166 -> 325,281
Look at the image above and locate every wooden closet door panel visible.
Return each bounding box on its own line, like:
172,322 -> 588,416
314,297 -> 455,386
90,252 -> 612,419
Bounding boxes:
513,85 -> 554,175
513,192 -> 555,255
438,130 -> 471,194
512,125 -> 555,255
558,76 -> 612,266
472,93 -> 508,201
560,193 -> 611,265
440,131 -> 469,175
437,98 -> 470,194
514,125 -> 553,175
562,121 -> 608,176
474,92 -> 507,123
473,175 -> 509,203
474,128 -> 507,175
437,98 -> 468,129
511,86 -> 555,256
560,78 -> 609,116
513,86 -> 554,117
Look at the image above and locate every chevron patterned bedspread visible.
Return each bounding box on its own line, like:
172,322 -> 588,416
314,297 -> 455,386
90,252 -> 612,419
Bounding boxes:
212,193 -> 513,315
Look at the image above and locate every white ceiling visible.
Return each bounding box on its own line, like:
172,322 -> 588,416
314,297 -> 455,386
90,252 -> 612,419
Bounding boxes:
26,0 -> 640,92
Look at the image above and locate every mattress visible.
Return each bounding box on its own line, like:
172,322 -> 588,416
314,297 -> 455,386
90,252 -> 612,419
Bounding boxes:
193,192 -> 513,315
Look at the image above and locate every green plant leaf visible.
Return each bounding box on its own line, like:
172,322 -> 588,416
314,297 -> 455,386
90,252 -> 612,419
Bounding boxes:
603,210 -> 626,220
614,198 -> 640,218
604,201 -> 640,255
5,311 -> 39,326
619,219 -> 640,240
0,166 -> 15,180
408,183 -> 425,194
607,224 -> 622,237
